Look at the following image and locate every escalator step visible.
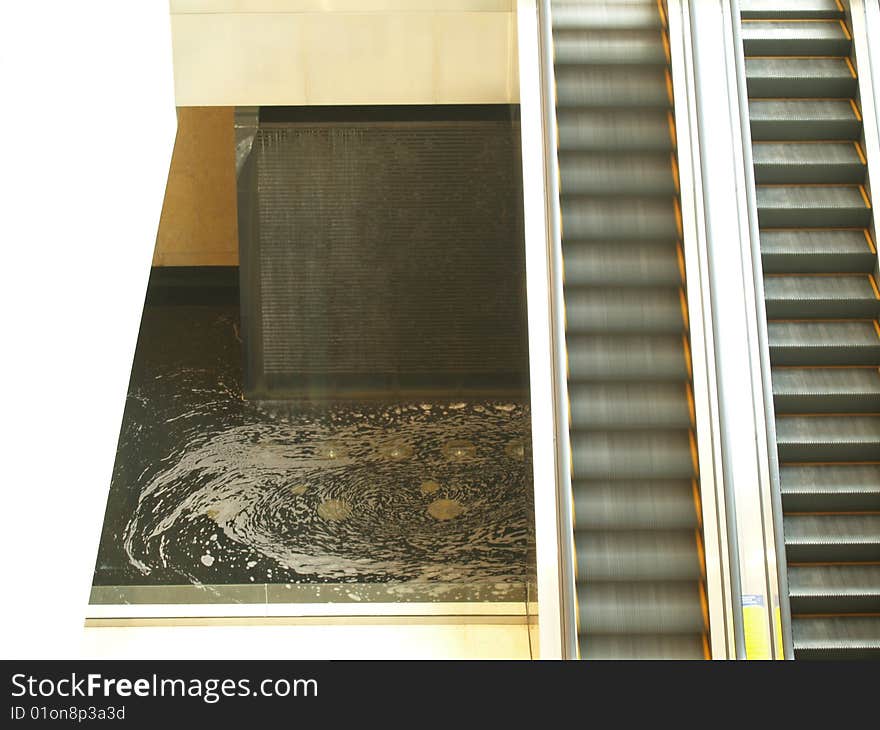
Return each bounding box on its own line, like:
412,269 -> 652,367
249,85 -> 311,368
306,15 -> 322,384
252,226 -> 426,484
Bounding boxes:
579,634 -> 705,660
756,185 -> 871,227
784,514 -> 880,561
768,320 -> 880,365
567,334 -> 690,381
749,99 -> 863,141
741,20 -> 852,56
556,109 -> 673,152
570,429 -> 695,479
562,197 -> 679,239
788,565 -> 880,614
555,67 -> 671,108
559,152 -> 675,196
763,274 -> 879,318
553,30 -> 667,66
572,479 -> 699,530
752,141 -> 865,184
781,464 -> 880,512
792,616 -> 880,659
761,229 -> 876,273
740,0 -> 845,20
575,530 -> 702,581
565,287 -> 685,334
551,1 -> 661,32
745,57 -> 857,98
569,382 -> 692,429
772,367 -> 880,412
563,240 -> 683,286
776,415 -> 880,461
576,581 -> 706,635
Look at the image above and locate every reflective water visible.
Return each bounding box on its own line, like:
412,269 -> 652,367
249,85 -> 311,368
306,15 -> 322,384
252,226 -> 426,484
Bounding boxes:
93,304 -> 535,599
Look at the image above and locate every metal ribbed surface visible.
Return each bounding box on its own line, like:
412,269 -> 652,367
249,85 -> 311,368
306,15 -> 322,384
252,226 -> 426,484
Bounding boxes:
742,1 -> 880,659
550,0 -> 707,660
239,112 -> 528,396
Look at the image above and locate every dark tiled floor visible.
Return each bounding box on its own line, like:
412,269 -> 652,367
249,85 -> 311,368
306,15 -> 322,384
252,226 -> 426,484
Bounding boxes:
92,282 -> 535,602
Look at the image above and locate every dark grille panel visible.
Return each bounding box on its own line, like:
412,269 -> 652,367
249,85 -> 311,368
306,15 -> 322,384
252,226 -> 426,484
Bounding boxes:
240,114 -> 527,397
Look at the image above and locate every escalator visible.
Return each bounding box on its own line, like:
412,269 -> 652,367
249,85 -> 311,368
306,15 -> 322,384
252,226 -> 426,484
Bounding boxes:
740,0 -> 880,659
548,0 -> 709,658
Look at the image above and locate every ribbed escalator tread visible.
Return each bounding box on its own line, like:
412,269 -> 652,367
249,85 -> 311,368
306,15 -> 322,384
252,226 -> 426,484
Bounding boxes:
780,464 -> 880,512
788,565 -> 880,613
570,383 -> 692,428
571,430 -> 695,480
555,67 -> 671,108
749,99 -> 862,141
768,320 -> 880,365
556,109 -> 673,152
776,415 -> 880,461
553,30 -> 667,66
568,334 -> 690,380
579,634 -> 706,660
752,141 -> 865,184
563,240 -> 683,286
772,367 -> 880,412
740,0 -> 845,20
551,1 -> 662,31
784,514 -> 880,562
763,274 -> 879,317
756,185 -> 871,227
746,57 -> 857,98
572,479 -> 700,530
760,229 -> 876,273
792,616 -> 880,659
576,582 -> 706,635
565,287 -> 685,333
562,198 -> 679,239
575,531 -> 703,581
559,153 -> 675,195
741,19 -> 851,56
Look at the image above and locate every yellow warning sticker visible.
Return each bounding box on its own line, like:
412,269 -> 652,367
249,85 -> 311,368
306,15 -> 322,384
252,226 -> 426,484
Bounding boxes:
742,594 -> 771,660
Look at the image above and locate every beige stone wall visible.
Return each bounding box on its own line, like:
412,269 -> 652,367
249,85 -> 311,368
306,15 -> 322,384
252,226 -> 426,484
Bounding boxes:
153,107 -> 238,267
168,1 -> 518,106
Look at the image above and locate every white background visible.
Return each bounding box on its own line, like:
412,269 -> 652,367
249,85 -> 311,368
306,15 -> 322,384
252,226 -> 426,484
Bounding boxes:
0,1 -> 177,659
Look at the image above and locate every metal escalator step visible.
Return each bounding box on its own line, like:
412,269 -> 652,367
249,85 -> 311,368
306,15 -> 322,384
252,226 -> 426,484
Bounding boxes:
569,382 -> 691,428
761,229 -> 876,273
772,367 -> 880,412
563,240 -> 683,286
763,274 -> 879,318
785,514 -> 880,561
551,1 -> 661,32
570,429 -> 695,479
559,153 -> 675,196
757,185 -> 871,227
572,479 -> 699,530
745,57 -> 857,98
740,0 -> 845,20
562,198 -> 679,239
768,320 -> 880,365
575,530 -> 702,581
567,334 -> 690,381
752,142 -> 865,184
565,287 -> 685,334
776,415 -> 880,461
749,99 -> 862,141
781,464 -> 880,511
576,581 -> 705,635
555,67 -> 671,108
553,30 -> 667,66
579,633 -> 704,660
741,20 -> 852,56
557,109 -> 673,152
792,616 -> 880,659
788,565 -> 880,614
